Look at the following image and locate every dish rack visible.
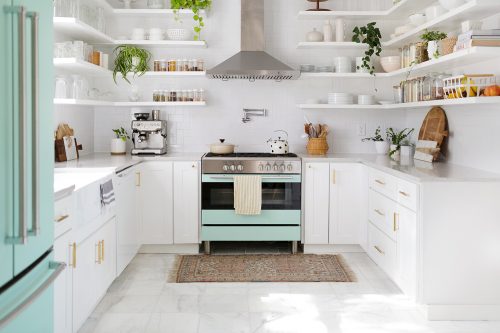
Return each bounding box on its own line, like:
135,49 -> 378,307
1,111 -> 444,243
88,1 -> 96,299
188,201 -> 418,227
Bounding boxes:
443,74 -> 495,99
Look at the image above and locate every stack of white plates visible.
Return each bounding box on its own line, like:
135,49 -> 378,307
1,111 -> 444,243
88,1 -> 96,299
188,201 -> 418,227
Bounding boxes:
333,57 -> 352,73
328,92 -> 354,105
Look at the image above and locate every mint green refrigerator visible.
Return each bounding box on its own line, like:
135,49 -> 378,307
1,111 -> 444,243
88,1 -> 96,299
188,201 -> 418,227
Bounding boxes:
0,0 -> 64,332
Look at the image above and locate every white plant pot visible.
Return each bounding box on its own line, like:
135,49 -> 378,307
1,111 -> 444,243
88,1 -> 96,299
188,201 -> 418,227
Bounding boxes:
390,144 -> 400,160
111,138 -> 127,155
427,41 -> 440,59
400,145 -> 413,157
374,141 -> 389,155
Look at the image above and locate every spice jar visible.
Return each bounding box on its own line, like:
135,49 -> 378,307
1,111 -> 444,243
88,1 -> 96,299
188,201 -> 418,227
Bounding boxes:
170,90 -> 177,102
153,90 -> 160,102
168,59 -> 176,72
160,90 -> 166,102
197,59 -> 204,71
198,89 -> 205,102
160,60 -> 167,72
176,59 -> 182,71
187,89 -> 194,101
154,60 -> 161,72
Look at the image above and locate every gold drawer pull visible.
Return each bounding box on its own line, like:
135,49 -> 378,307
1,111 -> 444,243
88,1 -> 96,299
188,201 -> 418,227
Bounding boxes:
95,241 -> 102,264
136,172 -> 141,187
393,212 -> 399,232
399,191 -> 410,197
55,214 -> 69,223
374,245 -> 385,255
69,242 -> 77,268
375,179 -> 385,185
374,209 -> 384,216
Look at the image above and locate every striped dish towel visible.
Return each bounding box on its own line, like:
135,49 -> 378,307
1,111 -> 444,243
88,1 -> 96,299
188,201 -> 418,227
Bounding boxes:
100,179 -> 115,207
234,175 -> 262,215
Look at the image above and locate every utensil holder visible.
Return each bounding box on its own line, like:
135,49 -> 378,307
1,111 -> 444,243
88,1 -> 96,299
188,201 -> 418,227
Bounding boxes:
307,138 -> 329,155
440,37 -> 457,56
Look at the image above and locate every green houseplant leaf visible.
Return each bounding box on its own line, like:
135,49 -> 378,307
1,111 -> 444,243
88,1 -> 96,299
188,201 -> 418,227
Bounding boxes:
352,22 -> 382,75
112,46 -> 152,84
171,0 -> 212,41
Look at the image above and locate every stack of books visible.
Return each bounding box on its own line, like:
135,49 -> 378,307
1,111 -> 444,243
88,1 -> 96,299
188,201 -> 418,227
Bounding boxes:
455,29 -> 500,50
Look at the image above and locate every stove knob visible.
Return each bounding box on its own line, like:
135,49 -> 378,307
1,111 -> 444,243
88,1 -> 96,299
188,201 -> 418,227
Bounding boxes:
222,164 -> 229,172
230,165 -> 236,171
258,164 -> 264,171
273,164 -> 279,171
265,163 -> 271,171
280,164 -> 286,172
287,164 -> 293,171
237,164 -> 244,172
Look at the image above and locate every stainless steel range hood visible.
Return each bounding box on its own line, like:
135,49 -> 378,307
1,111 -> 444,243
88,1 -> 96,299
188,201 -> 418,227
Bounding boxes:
206,0 -> 300,81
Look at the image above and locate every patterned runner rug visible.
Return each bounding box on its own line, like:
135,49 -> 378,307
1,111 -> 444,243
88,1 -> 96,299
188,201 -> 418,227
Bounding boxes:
171,254 -> 356,283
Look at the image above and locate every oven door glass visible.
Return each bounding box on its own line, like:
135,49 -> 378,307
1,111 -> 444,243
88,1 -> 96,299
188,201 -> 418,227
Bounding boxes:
202,176 -> 301,210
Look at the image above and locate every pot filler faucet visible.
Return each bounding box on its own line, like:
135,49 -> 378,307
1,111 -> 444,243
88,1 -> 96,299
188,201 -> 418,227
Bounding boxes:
242,108 -> 267,123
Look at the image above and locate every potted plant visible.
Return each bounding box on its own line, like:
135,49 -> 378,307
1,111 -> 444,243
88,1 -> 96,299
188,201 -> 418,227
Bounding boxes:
171,0 -> 212,41
111,127 -> 130,155
420,30 -> 447,59
362,126 -> 389,154
112,45 -> 151,84
352,22 -> 382,75
386,128 -> 414,160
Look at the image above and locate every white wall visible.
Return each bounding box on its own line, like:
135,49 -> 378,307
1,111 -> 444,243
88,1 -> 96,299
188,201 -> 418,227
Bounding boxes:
53,106 -> 94,155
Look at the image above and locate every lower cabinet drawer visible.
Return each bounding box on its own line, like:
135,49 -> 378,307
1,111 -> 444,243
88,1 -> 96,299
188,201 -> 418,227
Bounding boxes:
368,189 -> 397,241
54,195 -> 74,238
368,222 -> 397,280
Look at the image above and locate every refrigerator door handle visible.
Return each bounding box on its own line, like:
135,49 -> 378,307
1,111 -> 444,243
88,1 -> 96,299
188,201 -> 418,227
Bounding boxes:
0,261 -> 66,329
27,10 -> 40,237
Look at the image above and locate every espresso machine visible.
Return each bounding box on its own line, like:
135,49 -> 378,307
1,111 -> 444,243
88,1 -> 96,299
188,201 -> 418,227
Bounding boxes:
131,110 -> 167,155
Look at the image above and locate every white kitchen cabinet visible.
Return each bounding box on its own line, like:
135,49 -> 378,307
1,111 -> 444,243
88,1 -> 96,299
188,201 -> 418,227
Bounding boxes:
329,163 -> 362,244
304,163 -> 330,244
115,166 -> 140,275
396,204 -> 417,299
53,230 -> 74,333
138,162 -> 174,244
173,161 -> 200,244
95,218 -> 117,297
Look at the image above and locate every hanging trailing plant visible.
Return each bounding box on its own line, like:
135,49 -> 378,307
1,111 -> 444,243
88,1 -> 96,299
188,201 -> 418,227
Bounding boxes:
112,45 -> 151,84
352,22 -> 382,75
171,0 -> 212,41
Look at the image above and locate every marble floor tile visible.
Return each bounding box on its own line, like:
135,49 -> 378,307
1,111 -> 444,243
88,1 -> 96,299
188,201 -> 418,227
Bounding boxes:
199,294 -> 250,313
91,313 -> 151,333
198,313 -> 251,333
145,313 -> 199,333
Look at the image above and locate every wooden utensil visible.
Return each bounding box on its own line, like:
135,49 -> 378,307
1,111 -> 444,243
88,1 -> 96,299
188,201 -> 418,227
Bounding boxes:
418,107 -> 449,160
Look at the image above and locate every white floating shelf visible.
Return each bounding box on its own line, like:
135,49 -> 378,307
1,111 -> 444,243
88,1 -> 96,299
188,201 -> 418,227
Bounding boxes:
142,71 -> 206,77
298,97 -> 500,110
113,101 -> 206,107
383,0 -> 500,48
297,42 -> 366,49
53,58 -> 111,76
53,17 -> 114,44
298,0 -> 436,20
300,72 -> 381,78
112,8 -> 206,16
54,99 -> 114,106
114,40 -> 207,48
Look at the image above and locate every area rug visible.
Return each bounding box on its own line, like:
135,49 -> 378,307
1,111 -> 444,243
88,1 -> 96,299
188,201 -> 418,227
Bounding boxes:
170,254 -> 356,283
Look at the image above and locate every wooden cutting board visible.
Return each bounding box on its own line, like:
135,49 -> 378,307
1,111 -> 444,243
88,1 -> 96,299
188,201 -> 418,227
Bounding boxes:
418,107 -> 449,148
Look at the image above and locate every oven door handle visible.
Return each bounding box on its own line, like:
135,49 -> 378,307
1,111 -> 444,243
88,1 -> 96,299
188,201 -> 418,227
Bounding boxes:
202,175 -> 301,183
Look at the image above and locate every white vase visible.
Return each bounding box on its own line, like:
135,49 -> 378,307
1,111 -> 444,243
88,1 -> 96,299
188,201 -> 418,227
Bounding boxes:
427,41 -> 440,59
390,144 -> 400,160
374,141 -> 389,155
335,18 -> 345,42
111,138 -> 127,155
323,20 -> 333,42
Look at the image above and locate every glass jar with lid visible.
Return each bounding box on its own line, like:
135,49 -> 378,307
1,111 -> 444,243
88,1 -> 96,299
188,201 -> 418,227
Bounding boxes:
434,73 -> 450,100
422,74 -> 435,101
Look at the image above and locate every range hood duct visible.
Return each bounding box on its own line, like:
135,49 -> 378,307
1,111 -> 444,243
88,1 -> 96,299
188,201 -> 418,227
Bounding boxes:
206,0 -> 300,80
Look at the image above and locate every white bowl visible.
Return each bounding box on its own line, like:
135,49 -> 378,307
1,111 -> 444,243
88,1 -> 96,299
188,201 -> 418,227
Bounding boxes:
378,100 -> 394,105
380,60 -> 401,73
425,5 -> 446,21
438,0 -> 465,10
409,13 -> 426,26
380,56 -> 401,63
166,28 -> 189,41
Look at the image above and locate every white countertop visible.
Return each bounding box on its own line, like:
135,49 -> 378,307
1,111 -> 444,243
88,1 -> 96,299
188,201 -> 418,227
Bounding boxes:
299,153 -> 500,183
55,152 -> 204,173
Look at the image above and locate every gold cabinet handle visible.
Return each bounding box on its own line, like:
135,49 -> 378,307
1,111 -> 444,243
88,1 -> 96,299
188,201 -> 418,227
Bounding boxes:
332,170 -> 336,184
374,209 -> 384,216
393,212 -> 399,232
69,242 -> 76,268
101,240 -> 105,262
55,214 -> 69,223
95,241 -> 102,264
135,172 -> 141,187
399,191 -> 410,197
374,245 -> 385,255
375,179 -> 386,185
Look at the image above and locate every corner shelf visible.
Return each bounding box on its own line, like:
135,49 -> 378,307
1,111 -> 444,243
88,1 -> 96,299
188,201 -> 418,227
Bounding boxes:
53,17 -> 114,44
54,99 -> 207,107
113,101 -> 207,107
297,42 -> 366,49
113,40 -> 207,48
53,58 -> 111,76
112,8 -> 206,16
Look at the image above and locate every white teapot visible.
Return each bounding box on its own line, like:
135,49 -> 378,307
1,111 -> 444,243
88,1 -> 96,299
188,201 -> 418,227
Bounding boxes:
267,130 -> 289,154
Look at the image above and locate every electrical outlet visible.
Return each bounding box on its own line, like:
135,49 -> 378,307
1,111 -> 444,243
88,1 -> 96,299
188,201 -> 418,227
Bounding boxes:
357,123 -> 366,136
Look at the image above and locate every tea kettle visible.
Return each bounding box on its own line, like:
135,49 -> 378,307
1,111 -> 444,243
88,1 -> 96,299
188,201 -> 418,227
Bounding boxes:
267,130 -> 289,154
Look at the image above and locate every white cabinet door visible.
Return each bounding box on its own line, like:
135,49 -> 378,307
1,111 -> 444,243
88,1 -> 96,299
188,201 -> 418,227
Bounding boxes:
396,204 -> 417,299
96,218 -> 117,297
115,167 -> 139,275
53,230 -> 74,333
173,161 -> 200,244
138,162 -> 174,244
329,163 -> 362,244
304,163 -> 330,244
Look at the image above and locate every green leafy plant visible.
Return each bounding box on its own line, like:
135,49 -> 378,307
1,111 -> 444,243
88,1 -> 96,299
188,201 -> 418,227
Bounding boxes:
420,30 -> 447,42
171,0 -> 212,41
386,128 -> 414,156
362,126 -> 386,142
112,45 -> 151,84
352,22 -> 382,75
112,127 -> 130,142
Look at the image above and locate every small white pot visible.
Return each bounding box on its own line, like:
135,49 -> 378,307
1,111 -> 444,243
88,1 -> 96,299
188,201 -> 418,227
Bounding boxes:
427,41 -> 440,59
390,144 -> 400,160
400,145 -> 414,157
111,138 -> 127,155
374,141 -> 389,155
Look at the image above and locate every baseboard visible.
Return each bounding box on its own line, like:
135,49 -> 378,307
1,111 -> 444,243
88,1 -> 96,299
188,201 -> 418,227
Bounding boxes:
139,244 -> 200,254
424,304 -> 500,321
303,244 -> 364,254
